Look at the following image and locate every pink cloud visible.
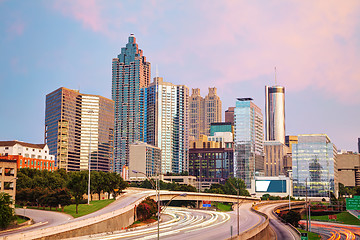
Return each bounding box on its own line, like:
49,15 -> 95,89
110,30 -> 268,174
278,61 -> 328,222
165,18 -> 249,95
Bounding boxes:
165,1 -> 360,103
7,20 -> 25,38
53,0 -> 109,34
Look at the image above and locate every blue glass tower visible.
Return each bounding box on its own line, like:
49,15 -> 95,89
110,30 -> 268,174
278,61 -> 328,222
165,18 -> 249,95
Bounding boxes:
112,34 -> 151,172
292,134 -> 338,197
233,98 -> 264,188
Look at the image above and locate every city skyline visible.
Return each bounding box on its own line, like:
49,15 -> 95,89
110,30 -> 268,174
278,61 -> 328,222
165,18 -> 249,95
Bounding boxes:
1,1 -> 360,152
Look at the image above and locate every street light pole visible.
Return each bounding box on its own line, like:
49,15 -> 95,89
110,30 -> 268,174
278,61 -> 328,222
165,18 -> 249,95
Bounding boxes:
132,169 -> 159,239
227,179 -> 240,236
87,110 -> 94,205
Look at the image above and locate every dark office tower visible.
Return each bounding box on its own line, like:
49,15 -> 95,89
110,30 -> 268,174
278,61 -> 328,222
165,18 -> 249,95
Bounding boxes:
112,34 -> 151,172
225,107 -> 235,125
45,87 -> 114,172
265,86 -> 285,144
358,138 -> 360,153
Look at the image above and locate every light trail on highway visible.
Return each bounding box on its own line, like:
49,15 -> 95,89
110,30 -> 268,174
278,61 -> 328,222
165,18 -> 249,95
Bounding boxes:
300,221 -> 360,240
70,207 -> 231,240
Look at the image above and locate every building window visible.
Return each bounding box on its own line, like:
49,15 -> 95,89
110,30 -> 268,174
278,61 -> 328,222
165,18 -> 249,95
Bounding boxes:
5,147 -> 8,150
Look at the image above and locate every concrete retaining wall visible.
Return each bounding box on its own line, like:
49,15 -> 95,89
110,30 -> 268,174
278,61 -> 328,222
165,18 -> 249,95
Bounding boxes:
4,196 -> 147,240
226,203 -> 271,240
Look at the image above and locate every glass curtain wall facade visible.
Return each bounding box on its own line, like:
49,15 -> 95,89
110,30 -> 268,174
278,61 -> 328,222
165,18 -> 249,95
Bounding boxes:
45,87 -> 114,172
112,34 -> 151,172
45,88 -> 81,171
234,98 -> 264,188
147,77 -> 189,174
292,134 -> 338,197
265,86 -> 285,144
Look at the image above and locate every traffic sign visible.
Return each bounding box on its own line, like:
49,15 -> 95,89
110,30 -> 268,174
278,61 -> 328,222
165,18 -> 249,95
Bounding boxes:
346,198 -> 360,210
203,201 -> 211,207
301,232 -> 308,240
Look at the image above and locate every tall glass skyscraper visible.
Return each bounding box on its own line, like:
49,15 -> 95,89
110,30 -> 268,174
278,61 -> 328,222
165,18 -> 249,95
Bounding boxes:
233,98 -> 264,188
265,85 -> 285,144
292,134 -> 338,197
45,87 -> 114,172
147,77 -> 189,174
112,34 -> 151,172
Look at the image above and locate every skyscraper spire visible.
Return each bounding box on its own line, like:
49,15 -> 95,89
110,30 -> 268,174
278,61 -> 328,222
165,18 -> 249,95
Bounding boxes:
275,66 -> 277,85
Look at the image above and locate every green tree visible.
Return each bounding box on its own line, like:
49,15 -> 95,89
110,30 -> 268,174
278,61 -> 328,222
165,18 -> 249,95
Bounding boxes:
104,172 -> 127,199
91,171 -> 105,200
54,188 -> 72,211
282,210 -> 301,227
67,171 -> 88,214
0,192 -> 14,229
224,177 -> 249,196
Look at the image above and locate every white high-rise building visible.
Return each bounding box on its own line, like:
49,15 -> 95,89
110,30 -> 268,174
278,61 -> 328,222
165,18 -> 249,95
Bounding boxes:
147,77 -> 189,174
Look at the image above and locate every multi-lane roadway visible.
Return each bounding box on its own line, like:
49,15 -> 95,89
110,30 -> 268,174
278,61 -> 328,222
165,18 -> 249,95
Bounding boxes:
67,203 -> 265,240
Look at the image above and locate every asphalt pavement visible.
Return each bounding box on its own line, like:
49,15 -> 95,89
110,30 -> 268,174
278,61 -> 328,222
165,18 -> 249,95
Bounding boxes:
257,203 -> 300,240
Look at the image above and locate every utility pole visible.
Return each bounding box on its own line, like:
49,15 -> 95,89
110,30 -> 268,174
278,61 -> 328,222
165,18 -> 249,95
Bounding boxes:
305,178 -> 308,231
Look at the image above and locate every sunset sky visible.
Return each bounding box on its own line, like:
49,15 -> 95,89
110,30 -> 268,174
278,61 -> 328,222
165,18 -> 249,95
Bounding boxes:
0,0 -> 359,151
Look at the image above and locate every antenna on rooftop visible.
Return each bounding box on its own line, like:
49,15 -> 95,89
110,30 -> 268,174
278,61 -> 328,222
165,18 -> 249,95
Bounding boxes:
156,64 -> 159,78
274,67 -> 277,85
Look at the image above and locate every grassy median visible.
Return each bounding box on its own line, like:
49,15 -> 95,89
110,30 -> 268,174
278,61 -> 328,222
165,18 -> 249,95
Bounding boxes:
308,211 -> 360,226
298,229 -> 321,240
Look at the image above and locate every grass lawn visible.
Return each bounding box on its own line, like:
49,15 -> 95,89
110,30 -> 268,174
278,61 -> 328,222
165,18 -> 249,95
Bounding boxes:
308,212 -> 360,226
213,202 -> 232,212
16,216 -> 27,224
20,199 -> 115,218
298,229 -> 321,240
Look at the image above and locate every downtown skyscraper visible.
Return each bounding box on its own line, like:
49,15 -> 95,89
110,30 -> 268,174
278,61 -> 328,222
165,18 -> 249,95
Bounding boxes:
189,87 -> 222,140
147,77 -> 189,174
112,34 -> 151,172
45,87 -> 114,172
233,98 -> 264,188
265,85 -> 285,144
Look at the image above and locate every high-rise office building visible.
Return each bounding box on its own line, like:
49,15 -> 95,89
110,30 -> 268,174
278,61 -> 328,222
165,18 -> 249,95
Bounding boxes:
147,77 -> 189,174
292,134 -> 338,197
189,89 -> 204,140
263,141 -> 289,176
265,86 -> 285,144
112,34 -> 151,172
189,87 -> 222,139
204,87 -> 222,135
337,151 -> 360,187
189,135 -> 234,188
225,107 -> 235,125
358,138 -> 360,153
233,98 -> 264,188
45,87 -> 114,171
128,141 -> 161,180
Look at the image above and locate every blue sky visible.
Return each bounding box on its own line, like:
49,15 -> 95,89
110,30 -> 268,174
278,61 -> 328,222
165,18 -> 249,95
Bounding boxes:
0,0 -> 359,151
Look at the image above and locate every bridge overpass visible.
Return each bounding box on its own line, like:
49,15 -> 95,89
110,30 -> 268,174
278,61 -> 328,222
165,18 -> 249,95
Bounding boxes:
3,189 -> 288,240
148,190 -> 258,203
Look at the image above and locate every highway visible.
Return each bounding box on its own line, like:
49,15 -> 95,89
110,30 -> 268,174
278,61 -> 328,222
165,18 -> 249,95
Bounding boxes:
257,203 -> 299,240
67,203 -> 265,240
0,189 -> 153,238
0,189 -> 266,240
299,220 -> 360,240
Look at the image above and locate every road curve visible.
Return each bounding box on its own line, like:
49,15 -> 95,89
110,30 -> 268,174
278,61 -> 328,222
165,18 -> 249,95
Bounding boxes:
67,204 -> 266,240
257,203 -> 300,240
